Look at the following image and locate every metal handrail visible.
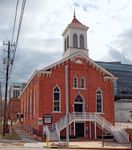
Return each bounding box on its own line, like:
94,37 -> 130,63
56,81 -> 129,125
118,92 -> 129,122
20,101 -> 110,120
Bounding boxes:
44,111 -> 129,143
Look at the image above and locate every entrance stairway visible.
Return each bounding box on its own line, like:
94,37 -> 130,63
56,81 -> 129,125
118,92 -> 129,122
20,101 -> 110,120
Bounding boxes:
43,112 -> 129,143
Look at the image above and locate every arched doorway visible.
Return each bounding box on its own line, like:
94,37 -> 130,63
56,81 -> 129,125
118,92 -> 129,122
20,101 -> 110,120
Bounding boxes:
74,94 -> 85,137
74,94 -> 84,112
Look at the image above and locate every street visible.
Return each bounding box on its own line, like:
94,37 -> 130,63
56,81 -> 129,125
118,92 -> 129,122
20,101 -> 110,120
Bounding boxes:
0,142 -> 93,150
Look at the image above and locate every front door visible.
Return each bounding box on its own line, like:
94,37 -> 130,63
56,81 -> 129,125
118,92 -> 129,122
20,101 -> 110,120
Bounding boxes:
74,103 -> 83,112
75,123 -> 84,137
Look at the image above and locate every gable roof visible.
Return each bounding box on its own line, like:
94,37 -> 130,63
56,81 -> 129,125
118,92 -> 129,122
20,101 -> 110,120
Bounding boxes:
41,51 -> 116,78
19,52 -> 117,98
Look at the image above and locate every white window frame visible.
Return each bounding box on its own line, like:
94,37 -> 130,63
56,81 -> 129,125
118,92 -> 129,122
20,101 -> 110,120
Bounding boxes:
26,94 -> 28,117
24,98 -> 26,118
80,77 -> 86,89
73,77 -> 78,88
96,89 -> 103,113
73,33 -> 78,48
53,86 -> 61,112
33,88 -> 36,115
80,34 -> 84,49
30,90 -> 32,114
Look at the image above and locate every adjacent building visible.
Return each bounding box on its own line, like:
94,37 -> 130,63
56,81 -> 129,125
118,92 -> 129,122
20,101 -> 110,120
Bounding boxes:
97,61 -> 132,100
9,83 -> 26,99
115,99 -> 132,122
20,14 -> 129,143
8,83 -> 26,122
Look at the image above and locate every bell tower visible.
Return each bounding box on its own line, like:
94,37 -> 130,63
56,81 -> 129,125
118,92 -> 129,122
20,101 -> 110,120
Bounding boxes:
62,12 -> 89,58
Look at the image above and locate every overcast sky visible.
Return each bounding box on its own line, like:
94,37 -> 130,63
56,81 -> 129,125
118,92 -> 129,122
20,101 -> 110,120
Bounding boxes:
0,0 -> 132,87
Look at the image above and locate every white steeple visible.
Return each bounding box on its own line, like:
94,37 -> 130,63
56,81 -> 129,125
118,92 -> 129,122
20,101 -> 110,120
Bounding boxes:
62,12 -> 89,58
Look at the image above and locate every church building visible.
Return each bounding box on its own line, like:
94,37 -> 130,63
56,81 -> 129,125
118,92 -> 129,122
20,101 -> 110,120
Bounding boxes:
20,14 -> 129,143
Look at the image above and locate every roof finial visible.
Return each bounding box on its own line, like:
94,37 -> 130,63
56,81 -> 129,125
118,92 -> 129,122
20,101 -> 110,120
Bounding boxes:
74,8 -> 76,18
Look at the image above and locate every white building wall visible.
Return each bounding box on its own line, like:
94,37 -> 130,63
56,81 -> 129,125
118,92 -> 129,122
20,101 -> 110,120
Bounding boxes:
62,27 -> 88,58
115,101 -> 132,122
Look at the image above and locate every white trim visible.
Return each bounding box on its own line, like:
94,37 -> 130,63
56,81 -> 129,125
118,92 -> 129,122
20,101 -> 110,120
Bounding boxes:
79,34 -> 85,49
74,94 -> 86,112
26,93 -> 28,118
72,87 -> 87,90
52,111 -> 62,113
94,121 -> 97,139
19,52 -> 116,99
19,70 -> 39,98
70,124 -> 72,135
24,98 -> 26,119
73,76 -> 78,88
53,86 -> 61,112
30,90 -> 32,114
89,122 -> 91,138
73,33 -> 78,48
62,23 -> 88,36
33,87 -> 36,115
42,52 -> 115,78
104,76 -> 118,81
80,77 -> 86,88
96,88 -> 103,113
74,121 -> 75,135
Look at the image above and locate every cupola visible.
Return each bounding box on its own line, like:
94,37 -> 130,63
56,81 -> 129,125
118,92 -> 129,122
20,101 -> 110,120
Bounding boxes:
62,12 -> 89,58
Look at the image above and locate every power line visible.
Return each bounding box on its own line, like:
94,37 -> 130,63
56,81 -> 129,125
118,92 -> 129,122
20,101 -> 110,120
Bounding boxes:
11,0 -> 20,45
2,41 -> 15,136
1,1 -> 27,135
10,0 -> 27,77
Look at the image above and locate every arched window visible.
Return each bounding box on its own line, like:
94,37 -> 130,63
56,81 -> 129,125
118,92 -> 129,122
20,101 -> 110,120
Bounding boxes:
73,33 -> 78,48
74,94 -> 84,112
80,34 -> 84,48
80,77 -> 85,88
73,77 -> 78,88
53,87 -> 61,112
67,36 -> 69,49
64,38 -> 67,51
75,94 -> 83,102
96,89 -> 103,113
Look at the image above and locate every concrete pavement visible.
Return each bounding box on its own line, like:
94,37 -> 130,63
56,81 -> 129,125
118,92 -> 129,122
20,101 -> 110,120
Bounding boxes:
3,123 -> 131,149
0,139 -> 131,149
23,141 -> 131,149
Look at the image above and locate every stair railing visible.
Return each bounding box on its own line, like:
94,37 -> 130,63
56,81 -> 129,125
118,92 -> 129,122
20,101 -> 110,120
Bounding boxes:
45,111 -> 129,143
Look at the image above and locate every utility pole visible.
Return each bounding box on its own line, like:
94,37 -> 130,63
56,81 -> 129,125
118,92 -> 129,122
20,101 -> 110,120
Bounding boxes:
65,65 -> 69,147
2,41 -> 15,136
0,82 -> 2,124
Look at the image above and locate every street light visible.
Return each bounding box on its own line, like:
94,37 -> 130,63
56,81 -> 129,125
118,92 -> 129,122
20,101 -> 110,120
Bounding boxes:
102,120 -> 104,147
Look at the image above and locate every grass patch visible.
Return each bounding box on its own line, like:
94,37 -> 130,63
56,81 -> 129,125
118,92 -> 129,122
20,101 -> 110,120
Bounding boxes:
0,129 -> 19,140
1,133 -> 19,140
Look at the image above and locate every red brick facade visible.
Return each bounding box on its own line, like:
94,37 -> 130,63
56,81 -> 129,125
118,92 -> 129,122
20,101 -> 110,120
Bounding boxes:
20,15 -> 116,140
20,54 -> 115,138
8,98 -> 21,121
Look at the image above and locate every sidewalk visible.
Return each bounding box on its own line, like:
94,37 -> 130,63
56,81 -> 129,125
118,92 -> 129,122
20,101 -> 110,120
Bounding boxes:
24,141 -> 131,149
13,123 -> 132,149
13,123 -> 39,143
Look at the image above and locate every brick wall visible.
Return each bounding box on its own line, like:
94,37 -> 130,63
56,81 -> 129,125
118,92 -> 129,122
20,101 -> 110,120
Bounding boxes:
20,57 -> 115,136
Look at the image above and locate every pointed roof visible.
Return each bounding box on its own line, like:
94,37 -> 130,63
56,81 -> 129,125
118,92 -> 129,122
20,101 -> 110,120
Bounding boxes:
69,15 -> 88,29
62,14 -> 89,35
